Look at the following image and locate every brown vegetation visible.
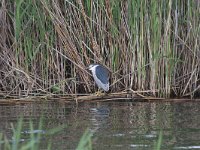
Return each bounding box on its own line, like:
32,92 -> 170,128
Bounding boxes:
0,0 -> 199,98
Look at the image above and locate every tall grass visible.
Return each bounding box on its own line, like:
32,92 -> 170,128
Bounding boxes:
0,116 -> 92,150
76,129 -> 92,150
0,0 -> 199,98
154,130 -> 163,150
0,117 -> 67,150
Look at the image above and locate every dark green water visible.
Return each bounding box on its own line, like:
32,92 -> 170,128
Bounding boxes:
0,100 -> 200,149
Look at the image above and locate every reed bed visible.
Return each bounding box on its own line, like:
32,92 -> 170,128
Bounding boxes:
0,0 -> 199,98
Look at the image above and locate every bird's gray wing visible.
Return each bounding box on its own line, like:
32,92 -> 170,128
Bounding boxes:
95,66 -> 109,84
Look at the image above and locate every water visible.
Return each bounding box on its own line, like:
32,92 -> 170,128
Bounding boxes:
0,100 -> 200,149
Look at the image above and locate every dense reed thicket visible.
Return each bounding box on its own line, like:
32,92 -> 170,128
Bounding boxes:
0,0 -> 199,98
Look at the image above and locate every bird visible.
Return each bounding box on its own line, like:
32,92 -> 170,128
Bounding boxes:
88,64 -> 110,92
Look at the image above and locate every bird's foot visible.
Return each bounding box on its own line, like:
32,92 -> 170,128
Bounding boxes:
94,90 -> 105,96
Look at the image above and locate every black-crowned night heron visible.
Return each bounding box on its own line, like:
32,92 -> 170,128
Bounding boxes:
88,64 -> 109,92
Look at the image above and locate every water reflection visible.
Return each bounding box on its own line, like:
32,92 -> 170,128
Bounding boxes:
0,101 -> 200,149
89,106 -> 110,133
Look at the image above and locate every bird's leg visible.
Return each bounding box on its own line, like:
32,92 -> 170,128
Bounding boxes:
95,88 -> 104,96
